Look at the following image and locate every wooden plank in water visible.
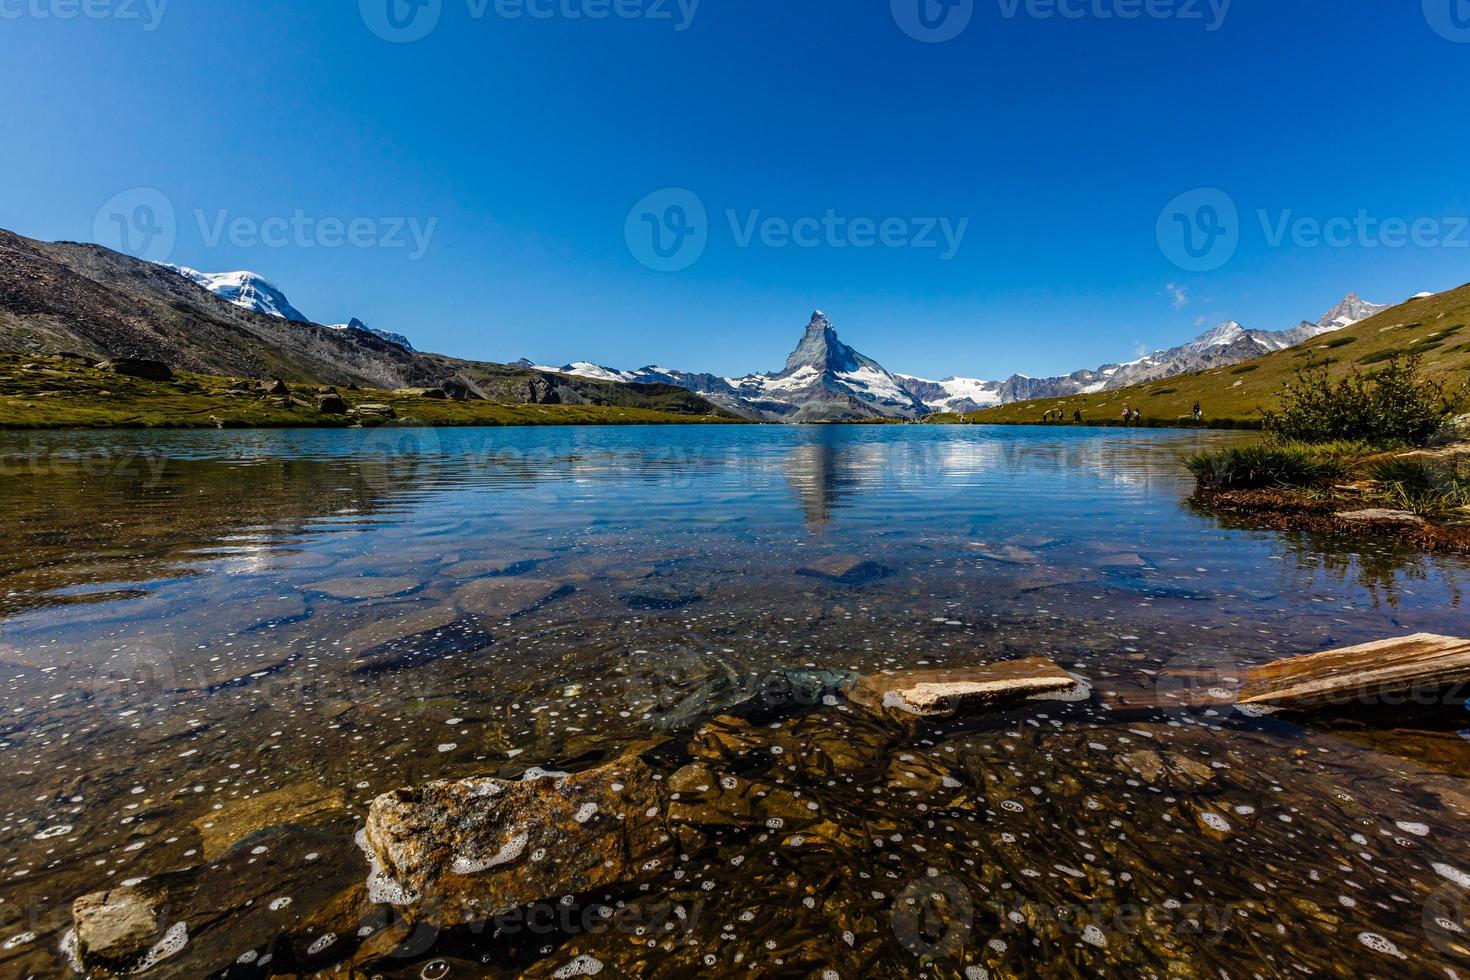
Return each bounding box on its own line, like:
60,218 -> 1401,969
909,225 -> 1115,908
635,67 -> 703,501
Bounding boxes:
1235,633 -> 1470,711
1111,633 -> 1470,713
848,658 -> 1080,718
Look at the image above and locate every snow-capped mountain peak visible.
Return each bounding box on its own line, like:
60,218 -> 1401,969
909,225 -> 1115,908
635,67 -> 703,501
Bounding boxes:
329,317 -> 416,352
526,291 -> 1391,421
1192,320 -> 1247,348
161,264 -> 309,322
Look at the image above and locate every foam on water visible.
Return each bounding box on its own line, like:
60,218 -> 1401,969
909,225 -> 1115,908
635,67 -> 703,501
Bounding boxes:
452,831 -> 529,875
553,954 -> 604,977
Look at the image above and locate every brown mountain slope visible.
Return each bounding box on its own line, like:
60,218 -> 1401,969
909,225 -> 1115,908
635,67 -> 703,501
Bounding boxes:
0,228 -> 723,416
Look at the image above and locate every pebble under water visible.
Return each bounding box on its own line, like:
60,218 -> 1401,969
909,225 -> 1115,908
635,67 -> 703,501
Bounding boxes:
2,424 -> 1469,979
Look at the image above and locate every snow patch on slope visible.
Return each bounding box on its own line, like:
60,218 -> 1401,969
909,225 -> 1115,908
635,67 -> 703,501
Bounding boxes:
161,264 -> 309,322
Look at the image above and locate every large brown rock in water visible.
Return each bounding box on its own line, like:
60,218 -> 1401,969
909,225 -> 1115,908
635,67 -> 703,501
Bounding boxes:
363,758 -> 672,926
848,658 -> 1081,719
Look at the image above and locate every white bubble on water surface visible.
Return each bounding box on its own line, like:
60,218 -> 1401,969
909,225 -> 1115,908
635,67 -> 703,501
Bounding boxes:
452,831 -> 529,875
1199,812 -> 1232,833
1356,932 -> 1406,959
552,953 -> 604,976
135,921 -> 188,972
1434,863 -> 1470,888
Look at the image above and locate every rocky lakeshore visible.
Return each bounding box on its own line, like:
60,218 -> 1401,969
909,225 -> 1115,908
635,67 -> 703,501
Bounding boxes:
51,658 -> 1470,979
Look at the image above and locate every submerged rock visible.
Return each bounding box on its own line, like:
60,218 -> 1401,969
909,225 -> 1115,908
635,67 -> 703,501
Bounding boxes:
68,825 -> 360,979
340,602 -> 463,656
848,658 -> 1082,719
618,584 -> 703,610
71,883 -> 171,977
453,577 -> 568,620
191,782 -> 348,860
307,576 -> 421,601
362,758 -> 672,926
796,555 -> 893,585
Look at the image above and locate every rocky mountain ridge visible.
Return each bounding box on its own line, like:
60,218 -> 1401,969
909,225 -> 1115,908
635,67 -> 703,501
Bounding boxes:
548,296 -> 1388,420
0,229 -> 723,417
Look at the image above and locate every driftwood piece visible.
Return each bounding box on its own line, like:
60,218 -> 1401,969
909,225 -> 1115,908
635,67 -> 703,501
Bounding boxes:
1116,634 -> 1470,713
1234,633 -> 1470,711
848,658 -> 1082,719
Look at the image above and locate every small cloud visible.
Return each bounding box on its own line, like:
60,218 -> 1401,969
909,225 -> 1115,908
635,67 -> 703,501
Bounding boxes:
1194,315 -> 1208,327
1133,342 -> 1150,357
1165,282 -> 1189,310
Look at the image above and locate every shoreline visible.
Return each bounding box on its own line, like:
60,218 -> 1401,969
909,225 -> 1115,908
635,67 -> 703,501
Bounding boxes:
1194,487 -> 1470,554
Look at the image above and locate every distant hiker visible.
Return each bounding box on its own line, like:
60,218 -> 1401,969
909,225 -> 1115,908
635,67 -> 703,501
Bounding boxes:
1073,409 -> 1082,423
1193,400 -> 1203,421
1121,406 -> 1131,423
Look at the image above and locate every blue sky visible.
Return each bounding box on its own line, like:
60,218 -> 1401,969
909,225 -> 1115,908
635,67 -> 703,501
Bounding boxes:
2,0 -> 1468,380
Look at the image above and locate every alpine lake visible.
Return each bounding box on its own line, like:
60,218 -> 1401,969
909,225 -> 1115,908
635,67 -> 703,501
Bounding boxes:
3,424 -> 1470,980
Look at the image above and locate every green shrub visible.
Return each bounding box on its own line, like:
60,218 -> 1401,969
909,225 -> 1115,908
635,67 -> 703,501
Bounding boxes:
1357,349 -> 1403,366
1262,354 -> 1461,447
1230,364 -> 1260,375
1324,335 -> 1358,349
1186,443 -> 1354,491
1367,456 -> 1470,513
1149,388 -> 1178,397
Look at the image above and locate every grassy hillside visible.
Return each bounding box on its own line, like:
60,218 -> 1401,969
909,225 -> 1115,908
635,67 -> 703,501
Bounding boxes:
0,354 -> 742,429
945,283 -> 1470,429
